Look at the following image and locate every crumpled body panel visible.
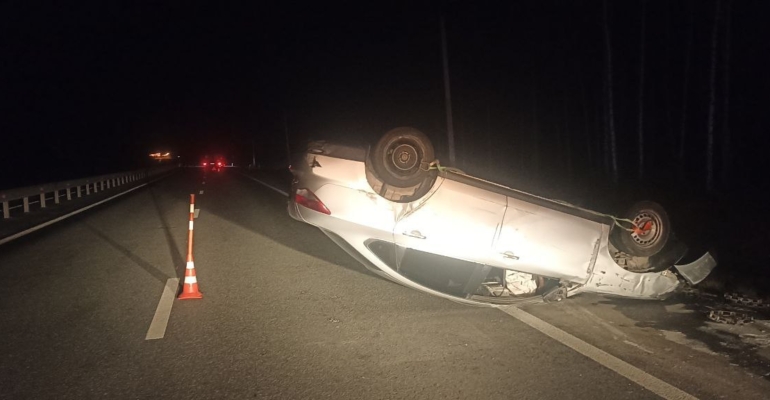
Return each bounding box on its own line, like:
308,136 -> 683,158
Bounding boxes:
581,225 -> 689,299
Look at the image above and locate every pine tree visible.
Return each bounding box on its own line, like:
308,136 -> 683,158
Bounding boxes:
603,0 -> 618,184
679,0 -> 695,181
720,0 -> 732,188
706,0 -> 722,191
637,0 -> 647,180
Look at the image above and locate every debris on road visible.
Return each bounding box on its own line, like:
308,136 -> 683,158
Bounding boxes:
724,292 -> 770,309
708,310 -> 754,325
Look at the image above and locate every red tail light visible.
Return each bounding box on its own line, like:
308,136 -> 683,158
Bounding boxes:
217,162 -> 222,166
295,188 -> 331,215
203,162 -> 208,166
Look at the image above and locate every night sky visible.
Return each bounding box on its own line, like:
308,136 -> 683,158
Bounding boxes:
2,0 -> 768,194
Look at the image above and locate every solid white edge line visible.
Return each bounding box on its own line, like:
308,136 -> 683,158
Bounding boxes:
145,278 -> 179,340
0,172 -> 174,246
500,306 -> 698,400
239,172 -> 289,197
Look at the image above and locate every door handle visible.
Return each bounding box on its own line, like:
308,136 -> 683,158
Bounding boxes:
403,230 -> 426,239
501,251 -> 519,260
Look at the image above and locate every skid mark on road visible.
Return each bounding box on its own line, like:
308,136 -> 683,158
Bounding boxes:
146,278 -> 179,340
501,306 -> 698,400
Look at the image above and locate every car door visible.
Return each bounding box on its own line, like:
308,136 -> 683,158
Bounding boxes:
393,178 -> 507,268
494,196 -> 603,282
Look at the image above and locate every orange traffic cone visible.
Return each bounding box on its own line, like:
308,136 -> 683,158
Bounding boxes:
179,194 -> 202,300
179,260 -> 202,299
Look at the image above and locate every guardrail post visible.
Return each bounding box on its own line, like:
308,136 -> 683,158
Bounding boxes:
0,167 -> 174,222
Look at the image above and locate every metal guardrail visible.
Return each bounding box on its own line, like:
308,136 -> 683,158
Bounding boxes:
0,166 -> 177,219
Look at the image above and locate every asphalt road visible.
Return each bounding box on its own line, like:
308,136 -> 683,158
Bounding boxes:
1,168 -> 768,399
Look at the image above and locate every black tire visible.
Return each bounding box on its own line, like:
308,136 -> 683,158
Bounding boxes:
610,201 -> 671,257
371,127 -> 435,188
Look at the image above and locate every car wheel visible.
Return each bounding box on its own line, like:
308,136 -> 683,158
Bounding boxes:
610,201 -> 671,257
365,155 -> 438,203
372,127 -> 435,188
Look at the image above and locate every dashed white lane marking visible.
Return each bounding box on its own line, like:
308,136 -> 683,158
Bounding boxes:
500,306 -> 698,400
240,173 -> 289,197
199,190 -> 204,194
194,208 -> 200,218
145,278 -> 179,340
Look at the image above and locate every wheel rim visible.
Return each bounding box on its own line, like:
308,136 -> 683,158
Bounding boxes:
385,140 -> 420,177
630,211 -> 662,249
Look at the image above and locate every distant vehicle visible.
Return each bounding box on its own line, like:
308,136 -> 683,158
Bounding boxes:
211,160 -> 225,172
288,127 -> 716,305
201,158 -> 226,172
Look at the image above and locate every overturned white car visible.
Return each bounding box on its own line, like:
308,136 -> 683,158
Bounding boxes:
288,127 -> 716,305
